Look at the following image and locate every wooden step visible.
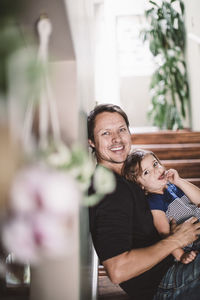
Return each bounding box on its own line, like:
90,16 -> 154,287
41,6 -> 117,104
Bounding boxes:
132,143 -> 200,160
98,265 -> 107,277
161,159 -> 200,178
131,131 -> 200,145
98,276 -> 130,299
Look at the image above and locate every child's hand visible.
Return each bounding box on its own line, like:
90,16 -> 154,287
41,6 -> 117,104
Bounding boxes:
166,169 -> 181,185
180,250 -> 197,264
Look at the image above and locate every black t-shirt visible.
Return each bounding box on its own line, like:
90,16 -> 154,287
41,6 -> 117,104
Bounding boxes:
89,172 -> 174,299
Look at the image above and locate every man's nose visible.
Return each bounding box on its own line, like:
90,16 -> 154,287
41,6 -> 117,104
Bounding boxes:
112,132 -> 121,142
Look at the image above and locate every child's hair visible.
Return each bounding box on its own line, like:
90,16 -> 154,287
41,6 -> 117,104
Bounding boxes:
122,148 -> 161,182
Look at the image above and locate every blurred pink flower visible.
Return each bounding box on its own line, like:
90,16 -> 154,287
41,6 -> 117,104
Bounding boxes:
9,164 -> 80,217
3,217 -> 38,264
2,164 -> 80,264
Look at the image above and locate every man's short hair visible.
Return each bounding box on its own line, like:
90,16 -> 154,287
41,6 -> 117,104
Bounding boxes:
87,103 -> 130,151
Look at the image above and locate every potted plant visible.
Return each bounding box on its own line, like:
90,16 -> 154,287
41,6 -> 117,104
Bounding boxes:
141,0 -> 190,130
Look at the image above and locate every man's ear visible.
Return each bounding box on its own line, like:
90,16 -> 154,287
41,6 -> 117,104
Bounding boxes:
88,139 -> 95,149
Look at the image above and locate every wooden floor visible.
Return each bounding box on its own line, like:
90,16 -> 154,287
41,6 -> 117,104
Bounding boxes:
0,284 -> 29,300
2,277 -> 127,300
98,276 -> 130,300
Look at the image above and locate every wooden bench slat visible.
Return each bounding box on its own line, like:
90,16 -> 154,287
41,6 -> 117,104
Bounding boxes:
161,159 -> 200,178
131,144 -> 200,160
131,131 -> 200,144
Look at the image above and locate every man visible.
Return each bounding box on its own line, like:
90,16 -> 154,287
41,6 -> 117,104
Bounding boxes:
88,104 -> 200,300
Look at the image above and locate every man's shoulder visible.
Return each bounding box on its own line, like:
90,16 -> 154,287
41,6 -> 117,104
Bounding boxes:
88,170 -> 144,210
117,174 -> 143,194
102,173 -> 144,207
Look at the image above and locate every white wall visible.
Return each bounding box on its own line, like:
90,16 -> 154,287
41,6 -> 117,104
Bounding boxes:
94,0 -> 154,128
120,75 -> 151,128
184,0 -> 200,130
50,60 -> 78,145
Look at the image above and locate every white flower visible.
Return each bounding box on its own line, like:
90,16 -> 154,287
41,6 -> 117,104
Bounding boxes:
173,18 -> 179,30
93,165 -> 116,195
175,46 -> 181,53
171,1 -> 182,14
148,104 -> 154,112
177,61 -> 184,75
153,0 -> 163,7
159,68 -> 165,76
154,54 -> 165,66
160,19 -> 168,34
150,88 -> 156,97
68,158 -> 94,184
157,95 -> 165,104
47,144 -> 72,167
159,80 -> 165,88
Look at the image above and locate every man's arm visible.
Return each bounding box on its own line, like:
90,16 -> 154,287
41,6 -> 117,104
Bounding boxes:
150,210 -> 197,264
103,217 -> 200,284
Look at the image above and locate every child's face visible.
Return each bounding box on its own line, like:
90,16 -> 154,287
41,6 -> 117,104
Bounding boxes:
136,154 -> 168,194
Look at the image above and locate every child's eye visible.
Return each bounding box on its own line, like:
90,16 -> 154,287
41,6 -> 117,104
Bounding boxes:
153,161 -> 158,167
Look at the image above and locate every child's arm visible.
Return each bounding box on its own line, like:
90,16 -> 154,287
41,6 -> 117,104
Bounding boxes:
151,210 -> 170,236
166,169 -> 200,206
151,210 -> 197,263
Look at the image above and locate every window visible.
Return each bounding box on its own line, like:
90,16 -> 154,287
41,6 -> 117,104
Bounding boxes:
116,15 -> 155,76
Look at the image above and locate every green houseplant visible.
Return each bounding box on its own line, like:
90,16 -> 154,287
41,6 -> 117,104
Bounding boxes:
141,0 -> 190,130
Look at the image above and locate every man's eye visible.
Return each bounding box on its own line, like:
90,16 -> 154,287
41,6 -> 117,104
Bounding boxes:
102,131 -> 109,136
120,127 -> 126,132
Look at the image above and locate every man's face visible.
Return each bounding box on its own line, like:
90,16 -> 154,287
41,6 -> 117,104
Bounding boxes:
89,112 -> 131,172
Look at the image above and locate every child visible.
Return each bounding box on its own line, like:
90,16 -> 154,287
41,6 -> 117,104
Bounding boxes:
122,148 -> 200,264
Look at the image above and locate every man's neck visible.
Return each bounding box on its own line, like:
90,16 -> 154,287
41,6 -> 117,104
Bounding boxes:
98,161 -> 123,175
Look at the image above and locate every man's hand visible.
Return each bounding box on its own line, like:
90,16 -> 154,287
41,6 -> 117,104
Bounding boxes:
169,217 -> 200,249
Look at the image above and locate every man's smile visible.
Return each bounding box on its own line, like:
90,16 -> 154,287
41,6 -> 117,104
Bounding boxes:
110,144 -> 124,152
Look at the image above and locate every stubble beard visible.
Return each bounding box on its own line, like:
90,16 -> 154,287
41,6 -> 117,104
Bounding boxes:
95,150 -> 127,165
